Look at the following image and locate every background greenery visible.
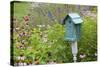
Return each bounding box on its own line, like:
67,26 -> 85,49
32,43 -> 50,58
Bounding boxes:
12,1 -> 97,65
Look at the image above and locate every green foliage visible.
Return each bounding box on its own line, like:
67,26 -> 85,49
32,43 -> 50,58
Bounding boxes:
12,2 -> 97,65
13,17 -> 97,64
78,17 -> 97,62
13,2 -> 30,21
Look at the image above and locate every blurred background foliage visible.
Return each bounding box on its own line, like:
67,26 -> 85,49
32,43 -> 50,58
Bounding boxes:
11,1 -> 97,65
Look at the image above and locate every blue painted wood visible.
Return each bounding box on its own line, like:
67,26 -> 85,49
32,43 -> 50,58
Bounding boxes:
75,24 -> 82,40
72,18 -> 83,24
63,13 -> 83,41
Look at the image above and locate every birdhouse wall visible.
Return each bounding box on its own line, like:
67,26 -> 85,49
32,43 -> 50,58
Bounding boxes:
64,18 -> 77,41
75,24 -> 82,40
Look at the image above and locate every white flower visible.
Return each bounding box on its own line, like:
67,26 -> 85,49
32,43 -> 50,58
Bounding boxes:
47,25 -> 50,27
28,46 -> 32,49
15,27 -> 20,30
22,40 -> 25,43
42,25 -> 45,27
27,46 -> 33,51
79,54 -> 86,59
17,56 -> 25,60
95,53 -> 97,56
47,25 -> 51,28
44,34 -> 48,38
23,62 -> 27,66
48,61 -> 57,64
48,45 -> 51,48
37,25 -> 41,27
43,37 -> 48,42
42,34 -> 48,42
17,56 -> 21,60
37,25 -> 45,28
20,56 -> 26,60
40,32 -> 42,36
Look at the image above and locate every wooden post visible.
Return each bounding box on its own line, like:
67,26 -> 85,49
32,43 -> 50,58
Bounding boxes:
71,41 -> 78,62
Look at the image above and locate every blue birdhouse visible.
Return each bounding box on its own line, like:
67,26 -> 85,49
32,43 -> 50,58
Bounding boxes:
62,13 -> 83,41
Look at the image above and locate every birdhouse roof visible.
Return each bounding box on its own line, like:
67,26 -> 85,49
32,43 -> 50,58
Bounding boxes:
62,13 -> 83,24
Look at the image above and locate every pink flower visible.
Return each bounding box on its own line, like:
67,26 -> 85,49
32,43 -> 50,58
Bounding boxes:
23,16 -> 29,22
18,62 -> 24,66
79,54 -> 86,59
